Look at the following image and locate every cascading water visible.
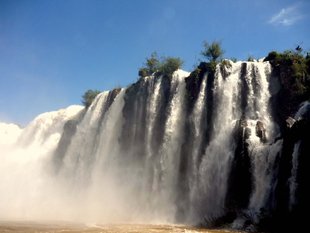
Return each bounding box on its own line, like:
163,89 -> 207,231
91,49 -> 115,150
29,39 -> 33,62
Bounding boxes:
0,62 -> 308,229
0,105 -> 83,220
197,63 -> 242,219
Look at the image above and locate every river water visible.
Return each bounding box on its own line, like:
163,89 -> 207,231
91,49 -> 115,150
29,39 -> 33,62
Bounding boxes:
0,222 -> 245,233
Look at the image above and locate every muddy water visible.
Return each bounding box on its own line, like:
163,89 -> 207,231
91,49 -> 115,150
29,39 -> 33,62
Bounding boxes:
0,222 -> 244,233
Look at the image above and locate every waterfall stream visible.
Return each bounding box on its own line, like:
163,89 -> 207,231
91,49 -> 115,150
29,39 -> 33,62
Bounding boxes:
0,61 -> 307,229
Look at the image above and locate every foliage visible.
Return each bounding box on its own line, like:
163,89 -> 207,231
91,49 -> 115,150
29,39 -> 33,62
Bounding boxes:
139,53 -> 183,78
138,67 -> 149,78
158,57 -> 184,76
201,40 -> 224,62
264,48 -> 310,116
138,52 -> 160,77
264,50 -> 309,87
82,89 -> 101,108
264,51 -> 278,61
146,52 -> 160,74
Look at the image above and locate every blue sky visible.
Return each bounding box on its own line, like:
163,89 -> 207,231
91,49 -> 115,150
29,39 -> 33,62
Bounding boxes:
0,0 -> 309,125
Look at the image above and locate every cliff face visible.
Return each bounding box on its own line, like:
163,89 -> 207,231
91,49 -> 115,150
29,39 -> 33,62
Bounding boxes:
0,59 -> 309,232
265,51 -> 310,132
257,52 -> 310,232
270,103 -> 310,232
180,59 -> 310,231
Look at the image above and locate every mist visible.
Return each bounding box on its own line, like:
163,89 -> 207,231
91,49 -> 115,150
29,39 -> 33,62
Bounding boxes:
0,84 -> 180,224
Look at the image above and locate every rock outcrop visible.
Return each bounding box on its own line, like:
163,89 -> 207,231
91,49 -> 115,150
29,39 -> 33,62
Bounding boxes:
256,120 -> 267,142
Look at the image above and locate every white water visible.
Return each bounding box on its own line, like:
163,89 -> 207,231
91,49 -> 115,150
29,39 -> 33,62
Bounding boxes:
188,75 -> 207,219
248,140 -> 282,214
156,71 -> 187,220
197,62 -> 241,218
0,105 -> 83,221
0,122 -> 22,146
0,64 -> 289,225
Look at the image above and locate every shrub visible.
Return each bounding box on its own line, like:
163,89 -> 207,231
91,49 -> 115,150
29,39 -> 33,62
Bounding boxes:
82,89 -> 101,108
146,52 -> 160,74
264,51 -> 279,62
264,48 -> 310,117
138,52 -> 161,77
201,40 -> 224,62
159,57 -> 184,77
138,67 -> 149,78
139,53 -> 184,78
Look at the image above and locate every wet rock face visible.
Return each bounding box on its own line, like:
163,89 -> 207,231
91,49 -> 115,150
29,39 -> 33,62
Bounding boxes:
239,118 -> 248,128
256,120 -> 267,143
285,117 -> 296,128
225,118 -> 252,211
236,118 -> 251,140
268,103 -> 310,232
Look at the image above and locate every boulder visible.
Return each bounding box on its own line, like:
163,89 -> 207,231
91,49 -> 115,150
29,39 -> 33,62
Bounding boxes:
235,118 -> 251,139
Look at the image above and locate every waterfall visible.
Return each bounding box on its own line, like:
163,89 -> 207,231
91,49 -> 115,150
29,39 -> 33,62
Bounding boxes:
187,75 -> 207,220
0,61 -> 307,228
0,105 -> 83,220
197,62 -> 241,218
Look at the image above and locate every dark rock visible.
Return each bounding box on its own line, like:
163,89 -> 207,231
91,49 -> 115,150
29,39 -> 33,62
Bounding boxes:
225,118 -> 252,212
239,63 -> 249,116
268,53 -> 310,133
185,67 -> 205,113
52,110 -> 86,172
256,121 -> 267,142
271,109 -> 310,232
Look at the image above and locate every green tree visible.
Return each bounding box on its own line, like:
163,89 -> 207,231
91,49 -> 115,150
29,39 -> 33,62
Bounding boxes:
82,89 -> 101,108
201,40 -> 224,62
146,52 -> 160,74
138,52 -> 160,78
138,67 -> 149,78
159,57 -> 184,76
264,49 -> 310,117
138,53 -> 184,78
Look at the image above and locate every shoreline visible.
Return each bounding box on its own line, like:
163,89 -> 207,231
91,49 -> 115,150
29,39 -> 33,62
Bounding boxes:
0,221 -> 245,233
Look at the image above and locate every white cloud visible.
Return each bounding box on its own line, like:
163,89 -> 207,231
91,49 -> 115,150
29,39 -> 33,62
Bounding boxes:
269,4 -> 304,26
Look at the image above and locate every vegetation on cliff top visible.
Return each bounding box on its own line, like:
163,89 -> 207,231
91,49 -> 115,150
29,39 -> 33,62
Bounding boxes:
82,89 -> 101,108
138,53 -> 183,78
82,41 -> 310,116
201,40 -> 224,63
200,41 -> 226,73
264,49 -> 310,118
